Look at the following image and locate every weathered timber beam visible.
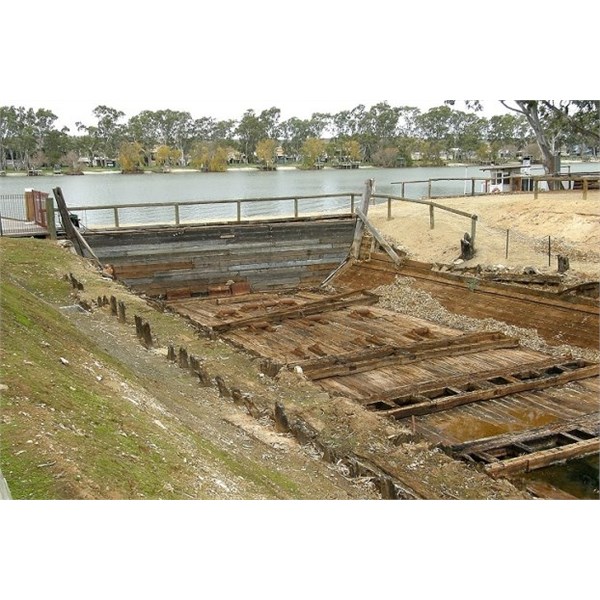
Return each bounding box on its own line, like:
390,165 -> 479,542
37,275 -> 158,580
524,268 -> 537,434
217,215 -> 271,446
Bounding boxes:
485,438 -> 600,478
298,331 -> 511,371
350,179 -> 374,258
355,208 -> 404,266
362,357 -> 571,406
380,363 -> 600,419
446,413 -> 599,455
212,289 -> 377,332
305,337 -> 519,381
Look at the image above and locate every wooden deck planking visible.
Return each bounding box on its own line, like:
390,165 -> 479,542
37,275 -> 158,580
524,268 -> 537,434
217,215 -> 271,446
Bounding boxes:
165,283 -> 598,455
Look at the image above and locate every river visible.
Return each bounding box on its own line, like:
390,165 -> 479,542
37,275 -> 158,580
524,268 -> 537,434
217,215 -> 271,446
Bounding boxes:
1,162 -> 598,227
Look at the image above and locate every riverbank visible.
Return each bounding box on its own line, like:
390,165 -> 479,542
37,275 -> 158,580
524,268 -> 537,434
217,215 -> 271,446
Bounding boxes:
368,189 -> 600,280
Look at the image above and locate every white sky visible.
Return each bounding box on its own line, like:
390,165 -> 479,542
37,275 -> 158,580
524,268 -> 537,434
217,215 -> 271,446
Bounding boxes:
4,1 -> 597,130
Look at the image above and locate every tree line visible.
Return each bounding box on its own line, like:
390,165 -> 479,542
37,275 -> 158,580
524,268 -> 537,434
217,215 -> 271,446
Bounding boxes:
1,101 -> 598,174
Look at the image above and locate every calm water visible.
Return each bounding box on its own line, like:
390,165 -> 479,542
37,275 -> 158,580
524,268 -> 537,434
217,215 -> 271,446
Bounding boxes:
1,163 -> 598,227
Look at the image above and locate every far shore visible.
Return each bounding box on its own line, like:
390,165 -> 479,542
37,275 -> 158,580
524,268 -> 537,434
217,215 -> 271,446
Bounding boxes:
1,158 -> 597,178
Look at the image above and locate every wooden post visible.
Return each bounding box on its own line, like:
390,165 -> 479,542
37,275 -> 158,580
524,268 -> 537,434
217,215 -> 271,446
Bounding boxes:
178,347 -> 189,369
471,178 -> 475,196
350,179 -> 374,258
174,204 -> 180,226
110,295 -> 118,316
117,301 -> 126,323
24,189 -> 35,221
142,322 -> 153,348
470,215 -> 477,250
113,207 -> 120,228
534,179 -> 539,199
427,180 -> 432,199
583,179 -> 588,200
52,187 -> 103,268
505,229 -> 510,259
387,197 -> 392,220
167,345 -> 176,361
548,235 -> 551,267
429,204 -> 434,229
236,201 -> 241,222
293,198 -> 299,218
45,196 -> 56,240
134,315 -> 143,339
401,182 -> 406,198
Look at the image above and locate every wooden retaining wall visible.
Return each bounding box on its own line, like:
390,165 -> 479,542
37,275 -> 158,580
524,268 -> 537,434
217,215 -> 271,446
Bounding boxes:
84,216 -> 356,297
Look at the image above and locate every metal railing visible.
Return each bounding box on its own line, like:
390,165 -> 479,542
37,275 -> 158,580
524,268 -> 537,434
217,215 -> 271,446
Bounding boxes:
0,190 -> 49,237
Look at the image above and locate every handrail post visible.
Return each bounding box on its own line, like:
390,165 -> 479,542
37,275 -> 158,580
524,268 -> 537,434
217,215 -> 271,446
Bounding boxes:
583,178 -> 588,200
387,197 -> 392,220
427,180 -> 432,199
534,178 -> 539,200
113,207 -> 120,228
401,182 -> 405,198
236,201 -> 241,222
350,194 -> 355,213
45,196 -> 57,239
293,198 -> 298,218
429,204 -> 434,229
174,204 -> 180,226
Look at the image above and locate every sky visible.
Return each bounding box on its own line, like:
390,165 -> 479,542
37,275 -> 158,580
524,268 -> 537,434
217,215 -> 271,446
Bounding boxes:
4,1 -> 597,130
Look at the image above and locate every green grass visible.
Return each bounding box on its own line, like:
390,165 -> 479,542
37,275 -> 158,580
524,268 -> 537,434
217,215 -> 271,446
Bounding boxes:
0,238 -> 314,499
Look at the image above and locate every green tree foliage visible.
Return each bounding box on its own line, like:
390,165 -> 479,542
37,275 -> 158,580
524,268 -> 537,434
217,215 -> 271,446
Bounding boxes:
2,101 -> 598,173
189,142 -> 228,172
118,141 -> 144,173
255,139 -> 278,168
155,145 -> 181,168
300,137 -> 326,169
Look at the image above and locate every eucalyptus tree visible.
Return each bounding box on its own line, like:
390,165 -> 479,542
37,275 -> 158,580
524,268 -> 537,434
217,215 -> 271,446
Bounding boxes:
211,119 -> 237,144
74,121 -> 100,165
44,126 -> 72,167
452,100 -> 599,173
360,102 -> 401,162
0,106 -> 18,170
235,107 -> 281,161
236,109 -> 262,161
486,113 -> 530,159
258,107 -> 281,140
452,111 -> 487,160
279,113 -> 330,158
127,110 -> 160,163
0,106 -> 59,169
414,105 -> 456,163
92,105 -> 126,159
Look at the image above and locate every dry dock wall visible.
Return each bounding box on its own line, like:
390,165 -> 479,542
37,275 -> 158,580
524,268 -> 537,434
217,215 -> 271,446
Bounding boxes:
84,216 -> 356,297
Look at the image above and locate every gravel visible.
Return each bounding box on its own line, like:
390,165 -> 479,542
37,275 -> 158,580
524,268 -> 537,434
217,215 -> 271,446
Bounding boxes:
375,276 -> 600,362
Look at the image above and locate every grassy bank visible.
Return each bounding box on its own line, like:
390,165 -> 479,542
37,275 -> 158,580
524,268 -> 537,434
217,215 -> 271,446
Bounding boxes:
0,238 -> 363,499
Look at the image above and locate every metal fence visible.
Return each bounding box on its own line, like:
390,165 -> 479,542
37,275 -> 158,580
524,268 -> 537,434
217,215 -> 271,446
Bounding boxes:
0,190 -> 50,237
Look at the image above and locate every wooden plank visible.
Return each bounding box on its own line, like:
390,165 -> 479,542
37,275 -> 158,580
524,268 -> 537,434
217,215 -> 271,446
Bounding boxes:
299,332 -> 519,380
485,438 -> 599,478
212,289 -> 376,332
380,363 -> 600,419
350,179 -> 373,258
355,209 -> 404,266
